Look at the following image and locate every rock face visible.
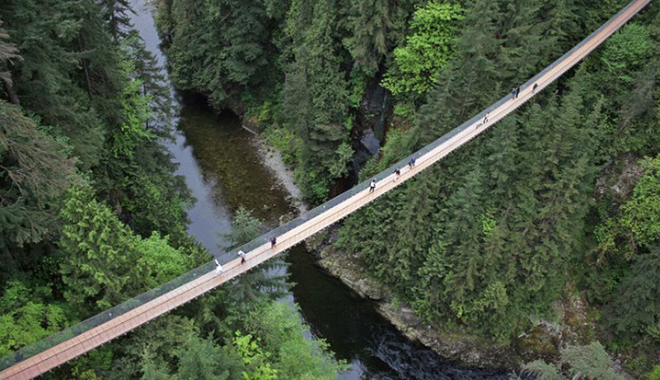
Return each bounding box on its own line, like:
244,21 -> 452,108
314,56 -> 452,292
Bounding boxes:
308,228 -> 517,369
360,129 -> 381,156
376,302 -> 517,369
306,226 -> 598,371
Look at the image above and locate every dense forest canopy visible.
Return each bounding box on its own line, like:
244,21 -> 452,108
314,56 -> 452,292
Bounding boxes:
1,0 -> 659,378
156,0 -> 660,377
0,0 -> 342,378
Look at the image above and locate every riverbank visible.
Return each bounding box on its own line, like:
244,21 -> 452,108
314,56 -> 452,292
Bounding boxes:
251,130 -> 522,371
302,225 -> 607,373
251,134 -> 308,216
304,228 -> 520,371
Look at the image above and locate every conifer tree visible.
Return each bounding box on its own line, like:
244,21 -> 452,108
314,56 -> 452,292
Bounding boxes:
59,184 -> 140,313
222,207 -> 290,307
100,0 -> 135,40
176,331 -> 243,380
0,20 -> 20,105
343,0 -> 395,77
0,101 -> 74,251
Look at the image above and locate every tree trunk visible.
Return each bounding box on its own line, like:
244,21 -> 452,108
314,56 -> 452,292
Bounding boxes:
78,35 -> 93,98
3,79 -> 19,105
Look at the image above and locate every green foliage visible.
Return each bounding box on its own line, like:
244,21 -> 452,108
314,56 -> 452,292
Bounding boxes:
382,2 -> 463,96
605,245 -> 660,342
136,232 -> 189,289
0,20 -> 20,103
648,365 -> 660,380
0,280 -> 69,357
224,207 -> 263,249
159,0 -> 281,108
2,0 -> 124,170
59,183 -> 190,314
520,342 -> 624,380
561,342 -> 624,380
522,360 -> 563,380
111,60 -> 154,158
0,101 -> 74,250
242,302 -> 344,379
281,0 -> 352,202
601,23 -> 652,83
59,183 -> 138,312
233,332 -> 278,380
619,156 -> 660,247
594,154 -> 660,262
222,207 -> 290,306
177,331 -> 244,380
327,142 -> 354,179
262,125 -> 303,167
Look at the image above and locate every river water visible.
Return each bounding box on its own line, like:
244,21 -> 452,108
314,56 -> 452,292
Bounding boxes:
129,2 -> 508,378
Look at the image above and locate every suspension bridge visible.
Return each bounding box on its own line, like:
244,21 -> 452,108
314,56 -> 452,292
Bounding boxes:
0,0 -> 651,378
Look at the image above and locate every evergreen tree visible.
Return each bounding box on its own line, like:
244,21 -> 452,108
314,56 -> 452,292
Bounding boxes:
59,183 -> 190,314
606,245 -> 660,341
500,0 -> 555,82
343,0 -> 395,77
100,0 -> 134,40
0,101 -> 74,252
222,207 -> 290,307
176,331 -> 244,380
283,0 -> 351,202
0,20 -> 20,104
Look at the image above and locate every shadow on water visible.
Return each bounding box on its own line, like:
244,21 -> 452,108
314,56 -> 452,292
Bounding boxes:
287,245 -> 509,380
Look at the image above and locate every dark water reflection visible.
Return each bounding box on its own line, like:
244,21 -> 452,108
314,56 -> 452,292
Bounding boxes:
130,1 -> 510,378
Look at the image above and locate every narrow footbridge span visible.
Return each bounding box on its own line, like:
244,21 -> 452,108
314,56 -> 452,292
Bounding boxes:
0,0 -> 650,378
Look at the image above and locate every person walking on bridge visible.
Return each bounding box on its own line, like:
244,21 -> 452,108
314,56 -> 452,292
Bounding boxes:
214,259 -> 223,275
270,236 -> 277,248
369,179 -> 376,193
238,250 -> 247,264
408,157 -> 416,168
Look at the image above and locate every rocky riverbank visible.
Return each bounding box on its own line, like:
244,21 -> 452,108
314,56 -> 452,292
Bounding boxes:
302,226 -> 599,372
251,133 -> 308,215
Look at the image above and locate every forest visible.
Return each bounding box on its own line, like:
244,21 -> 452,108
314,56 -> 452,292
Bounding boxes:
155,0 -> 660,378
0,0 -> 342,378
1,0 -> 659,378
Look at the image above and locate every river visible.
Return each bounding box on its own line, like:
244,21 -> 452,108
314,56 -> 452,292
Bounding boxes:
129,2 -> 508,378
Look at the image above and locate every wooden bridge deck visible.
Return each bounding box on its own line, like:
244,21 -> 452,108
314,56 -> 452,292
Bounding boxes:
0,0 -> 651,378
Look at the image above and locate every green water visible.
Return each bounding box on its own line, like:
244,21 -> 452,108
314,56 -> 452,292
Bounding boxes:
178,96 -> 294,224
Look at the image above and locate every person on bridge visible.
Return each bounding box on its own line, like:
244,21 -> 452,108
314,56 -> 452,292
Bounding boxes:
394,167 -> 401,177
533,83 -> 538,93
369,179 -> 376,193
238,250 -> 247,264
270,236 -> 277,248
482,112 -> 489,125
214,259 -> 223,275
409,157 -> 416,168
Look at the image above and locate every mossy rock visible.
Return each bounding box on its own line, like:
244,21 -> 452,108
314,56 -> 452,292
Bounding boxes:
515,326 -> 560,364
